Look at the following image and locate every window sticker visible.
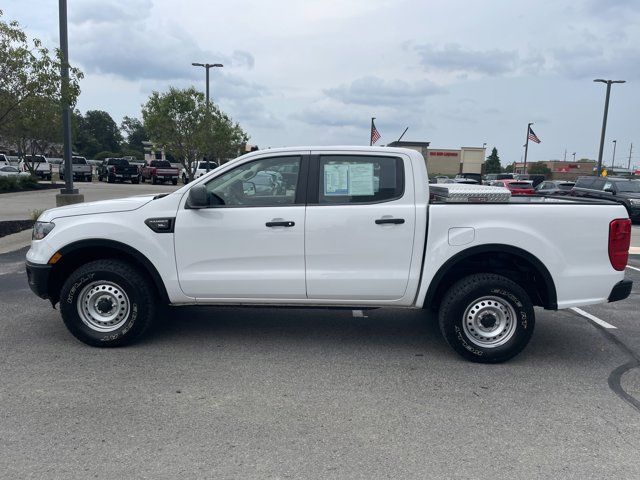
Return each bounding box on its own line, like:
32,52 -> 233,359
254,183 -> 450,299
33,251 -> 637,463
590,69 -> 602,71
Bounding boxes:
323,162 -> 375,196
324,164 -> 349,195
348,163 -> 374,196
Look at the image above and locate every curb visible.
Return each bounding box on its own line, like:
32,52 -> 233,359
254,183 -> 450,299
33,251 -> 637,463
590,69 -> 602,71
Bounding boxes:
0,229 -> 32,255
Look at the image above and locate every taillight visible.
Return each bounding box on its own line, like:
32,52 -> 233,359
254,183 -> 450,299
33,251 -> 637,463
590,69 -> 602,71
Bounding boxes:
609,218 -> 631,271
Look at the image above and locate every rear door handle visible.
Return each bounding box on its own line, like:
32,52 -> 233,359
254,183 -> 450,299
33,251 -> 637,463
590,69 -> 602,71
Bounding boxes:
375,218 -> 405,225
266,221 -> 295,227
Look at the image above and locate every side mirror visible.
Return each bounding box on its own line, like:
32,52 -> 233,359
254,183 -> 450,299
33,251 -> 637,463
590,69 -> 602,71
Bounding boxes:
243,181 -> 256,196
186,184 -> 208,208
604,187 -> 615,194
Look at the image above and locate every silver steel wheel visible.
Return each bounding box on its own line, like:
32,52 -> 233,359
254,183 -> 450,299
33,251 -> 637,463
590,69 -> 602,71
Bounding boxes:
462,296 -> 517,348
76,281 -> 131,333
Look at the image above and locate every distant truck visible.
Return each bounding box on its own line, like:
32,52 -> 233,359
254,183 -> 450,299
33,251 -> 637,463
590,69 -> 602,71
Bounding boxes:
59,156 -> 92,182
141,159 -> 179,185
181,160 -> 219,184
20,155 -> 52,180
97,158 -> 140,184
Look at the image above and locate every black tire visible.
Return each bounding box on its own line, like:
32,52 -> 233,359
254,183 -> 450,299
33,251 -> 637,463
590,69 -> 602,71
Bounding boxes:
152,175 -> 157,185
59,259 -> 156,347
182,174 -> 189,185
438,273 -> 535,363
141,175 -> 145,183
98,175 -> 103,182
131,177 -> 140,184
107,175 -> 115,184
171,178 -> 178,185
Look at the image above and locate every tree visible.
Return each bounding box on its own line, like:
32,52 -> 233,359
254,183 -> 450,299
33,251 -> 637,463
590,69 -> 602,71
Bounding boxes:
74,110 -> 122,158
142,87 -> 248,180
120,116 -> 147,156
527,162 -> 551,176
0,10 -> 82,131
484,147 -> 502,174
504,163 -> 514,173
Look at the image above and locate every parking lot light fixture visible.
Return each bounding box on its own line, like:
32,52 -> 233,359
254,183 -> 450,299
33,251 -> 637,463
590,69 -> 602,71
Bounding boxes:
594,79 -> 626,176
192,62 -> 224,173
612,139 -> 617,169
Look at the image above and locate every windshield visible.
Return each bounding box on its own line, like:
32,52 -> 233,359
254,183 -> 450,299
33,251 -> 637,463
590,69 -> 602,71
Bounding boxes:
71,157 -> 87,165
0,166 -> 18,172
108,158 -> 129,166
558,183 -> 575,190
615,181 -> 640,193
25,156 -> 45,163
509,182 -> 532,188
198,162 -> 217,169
152,160 -> 172,168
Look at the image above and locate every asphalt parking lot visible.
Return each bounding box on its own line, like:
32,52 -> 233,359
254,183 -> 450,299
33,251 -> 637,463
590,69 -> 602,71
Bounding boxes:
0,246 -> 639,478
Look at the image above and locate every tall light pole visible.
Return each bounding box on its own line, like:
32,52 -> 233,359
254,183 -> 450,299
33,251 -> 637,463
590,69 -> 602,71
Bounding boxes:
594,79 -> 626,176
56,0 -> 83,206
628,143 -> 633,171
192,62 -> 223,172
572,152 -> 576,162
611,139 -> 617,169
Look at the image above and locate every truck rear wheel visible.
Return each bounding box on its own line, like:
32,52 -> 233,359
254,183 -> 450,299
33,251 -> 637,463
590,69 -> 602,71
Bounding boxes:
438,273 -> 535,363
59,259 -> 156,347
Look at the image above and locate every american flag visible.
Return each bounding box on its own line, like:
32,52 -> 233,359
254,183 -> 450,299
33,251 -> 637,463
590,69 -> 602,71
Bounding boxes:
370,120 -> 381,145
528,126 -> 541,144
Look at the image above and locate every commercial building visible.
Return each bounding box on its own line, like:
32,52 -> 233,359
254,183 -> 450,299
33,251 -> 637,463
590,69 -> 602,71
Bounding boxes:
387,141 -> 486,176
512,160 -> 598,180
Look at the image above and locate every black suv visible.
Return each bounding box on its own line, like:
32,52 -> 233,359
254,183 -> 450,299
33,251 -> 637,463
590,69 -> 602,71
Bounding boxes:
572,176 -> 640,222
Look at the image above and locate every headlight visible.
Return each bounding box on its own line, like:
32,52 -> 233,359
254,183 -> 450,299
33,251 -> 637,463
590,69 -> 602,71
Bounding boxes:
32,221 -> 55,240
629,199 -> 640,206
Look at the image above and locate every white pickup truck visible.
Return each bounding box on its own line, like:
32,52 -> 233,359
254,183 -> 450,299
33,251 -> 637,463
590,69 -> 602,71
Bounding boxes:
25,147 -> 633,362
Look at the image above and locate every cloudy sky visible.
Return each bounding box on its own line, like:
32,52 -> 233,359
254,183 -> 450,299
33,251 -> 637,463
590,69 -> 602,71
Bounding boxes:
5,0 -> 640,166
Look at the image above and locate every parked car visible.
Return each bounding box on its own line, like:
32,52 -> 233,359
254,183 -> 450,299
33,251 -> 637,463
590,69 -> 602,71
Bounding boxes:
571,176 -> 640,223
141,160 -> 179,185
26,146 -> 632,363
0,154 -> 9,167
181,161 -> 219,184
97,158 -> 140,184
484,173 -> 514,185
0,165 -> 30,178
514,174 -> 546,188
60,156 -> 92,182
492,179 -> 536,195
535,180 -> 575,196
20,155 -> 52,180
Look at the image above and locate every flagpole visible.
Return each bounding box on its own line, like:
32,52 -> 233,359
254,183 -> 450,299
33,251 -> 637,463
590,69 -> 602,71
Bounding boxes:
523,122 -> 533,174
370,117 -> 375,146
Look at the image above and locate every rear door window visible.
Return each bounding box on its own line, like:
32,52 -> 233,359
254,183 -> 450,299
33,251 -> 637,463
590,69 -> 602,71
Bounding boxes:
318,155 -> 404,204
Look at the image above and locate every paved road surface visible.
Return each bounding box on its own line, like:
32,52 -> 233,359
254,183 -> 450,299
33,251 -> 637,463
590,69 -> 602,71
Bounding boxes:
2,181 -> 180,221
0,248 -> 639,479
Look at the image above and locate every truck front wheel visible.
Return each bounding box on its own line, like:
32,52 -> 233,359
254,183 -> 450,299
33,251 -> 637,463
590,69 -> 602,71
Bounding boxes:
438,273 -> 535,363
59,259 -> 156,347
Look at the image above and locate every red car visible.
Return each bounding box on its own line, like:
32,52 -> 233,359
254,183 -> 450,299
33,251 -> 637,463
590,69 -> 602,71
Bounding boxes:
492,179 -> 536,195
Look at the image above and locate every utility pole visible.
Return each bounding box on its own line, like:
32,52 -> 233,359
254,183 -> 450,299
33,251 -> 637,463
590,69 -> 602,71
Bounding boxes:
523,122 -> 533,175
628,143 -> 633,170
572,152 -> 576,162
563,149 -> 567,162
594,79 -> 626,176
56,0 -> 83,206
611,139 -> 617,169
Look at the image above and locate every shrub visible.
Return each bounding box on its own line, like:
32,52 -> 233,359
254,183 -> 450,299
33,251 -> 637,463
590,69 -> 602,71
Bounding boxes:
0,176 -> 18,191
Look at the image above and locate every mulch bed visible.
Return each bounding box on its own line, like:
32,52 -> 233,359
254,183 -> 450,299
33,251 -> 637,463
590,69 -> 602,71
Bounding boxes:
0,182 -> 63,194
0,220 -> 35,239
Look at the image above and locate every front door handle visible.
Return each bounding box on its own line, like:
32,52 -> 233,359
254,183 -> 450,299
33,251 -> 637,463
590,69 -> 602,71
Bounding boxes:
375,218 -> 405,225
266,221 -> 295,227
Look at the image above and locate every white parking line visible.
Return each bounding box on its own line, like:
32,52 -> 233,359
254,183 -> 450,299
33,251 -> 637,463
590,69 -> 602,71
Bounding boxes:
571,307 -> 617,329
626,265 -> 640,272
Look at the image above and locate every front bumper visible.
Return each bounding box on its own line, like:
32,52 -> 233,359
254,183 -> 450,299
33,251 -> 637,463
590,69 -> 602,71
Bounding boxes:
26,261 -> 52,299
608,279 -> 633,303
